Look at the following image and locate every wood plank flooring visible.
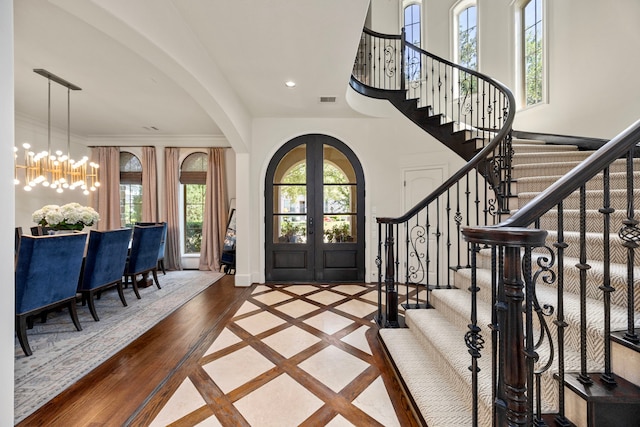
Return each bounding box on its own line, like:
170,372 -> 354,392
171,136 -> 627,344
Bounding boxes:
17,275 -> 419,426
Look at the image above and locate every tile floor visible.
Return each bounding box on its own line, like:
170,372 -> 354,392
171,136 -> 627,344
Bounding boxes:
149,283 -> 402,426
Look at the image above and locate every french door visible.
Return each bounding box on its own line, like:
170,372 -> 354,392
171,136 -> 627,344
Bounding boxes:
265,134 -> 365,282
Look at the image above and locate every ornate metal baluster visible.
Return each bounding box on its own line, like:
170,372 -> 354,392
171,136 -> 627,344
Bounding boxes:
376,222 -> 383,325
465,173 -> 471,267
620,146 -> 639,343
465,241 -> 484,427
599,166 -> 616,385
553,202 -> 571,426
576,184 -> 593,385
425,206 -> 431,304
446,188 -> 452,288
404,220 -> 410,306
523,246 -> 536,422
455,181 -> 463,269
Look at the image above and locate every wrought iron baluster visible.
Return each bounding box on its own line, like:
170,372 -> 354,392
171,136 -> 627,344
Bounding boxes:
553,202 -> 571,426
404,221 -> 410,306
576,184 -> 593,385
599,166 -> 616,385
465,242 -> 483,427
376,222 -> 383,325
619,145 -> 640,343
446,188 -> 452,288
523,246 -> 536,424
455,181 -> 463,270
465,173 -> 471,268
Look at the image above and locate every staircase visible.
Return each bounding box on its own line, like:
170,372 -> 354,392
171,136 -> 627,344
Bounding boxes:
378,138 -> 640,426
352,26 -> 640,426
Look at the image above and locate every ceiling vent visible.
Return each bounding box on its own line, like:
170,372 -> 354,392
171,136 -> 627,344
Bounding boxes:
319,96 -> 336,103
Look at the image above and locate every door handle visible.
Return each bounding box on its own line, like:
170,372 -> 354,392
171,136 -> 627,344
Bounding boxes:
308,217 -> 313,234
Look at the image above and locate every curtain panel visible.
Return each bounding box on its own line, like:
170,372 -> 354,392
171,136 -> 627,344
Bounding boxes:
164,147 -> 182,271
91,146 -> 121,231
199,148 -> 228,271
141,146 -> 158,222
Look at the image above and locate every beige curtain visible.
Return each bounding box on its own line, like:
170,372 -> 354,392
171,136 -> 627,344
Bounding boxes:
141,146 -> 158,222
164,147 -> 182,270
199,148 -> 228,271
92,146 -> 121,231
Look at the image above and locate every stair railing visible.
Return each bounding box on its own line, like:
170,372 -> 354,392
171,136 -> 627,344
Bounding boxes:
351,27 -> 515,326
463,120 -> 640,425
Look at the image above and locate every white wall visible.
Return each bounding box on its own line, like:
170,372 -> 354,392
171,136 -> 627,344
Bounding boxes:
1,0 -> 14,422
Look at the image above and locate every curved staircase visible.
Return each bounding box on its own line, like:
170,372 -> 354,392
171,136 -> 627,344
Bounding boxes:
351,26 -> 640,426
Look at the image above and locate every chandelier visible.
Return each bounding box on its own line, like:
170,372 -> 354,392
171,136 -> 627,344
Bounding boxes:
14,69 -> 100,195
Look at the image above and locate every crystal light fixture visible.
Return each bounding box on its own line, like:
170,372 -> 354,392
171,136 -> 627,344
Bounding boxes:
14,69 -> 100,195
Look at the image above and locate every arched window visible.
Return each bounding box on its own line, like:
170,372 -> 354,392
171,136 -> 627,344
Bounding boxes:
403,1 -> 422,82
180,152 -> 207,254
119,151 -> 142,227
519,0 -> 544,106
456,4 -> 477,71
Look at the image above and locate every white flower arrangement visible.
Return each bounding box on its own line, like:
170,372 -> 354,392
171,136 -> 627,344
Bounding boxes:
32,203 -> 100,231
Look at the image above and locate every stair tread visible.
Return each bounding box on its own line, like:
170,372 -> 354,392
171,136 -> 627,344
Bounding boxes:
379,328 -> 476,427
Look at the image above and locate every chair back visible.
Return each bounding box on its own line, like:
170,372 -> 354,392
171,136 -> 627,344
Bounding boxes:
15,233 -> 87,315
125,225 -> 164,275
79,228 -> 132,292
136,222 -> 167,260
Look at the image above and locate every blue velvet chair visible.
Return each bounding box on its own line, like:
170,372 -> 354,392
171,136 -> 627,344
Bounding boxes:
123,225 -> 164,299
136,222 -> 167,274
78,228 -> 132,321
15,233 -> 87,356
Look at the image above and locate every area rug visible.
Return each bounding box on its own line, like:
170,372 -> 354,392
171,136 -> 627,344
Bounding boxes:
14,270 -> 224,424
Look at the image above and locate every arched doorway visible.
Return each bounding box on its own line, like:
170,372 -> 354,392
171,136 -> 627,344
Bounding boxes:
265,134 -> 365,282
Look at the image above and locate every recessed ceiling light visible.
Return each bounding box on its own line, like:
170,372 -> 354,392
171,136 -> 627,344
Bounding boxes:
285,81 -> 296,88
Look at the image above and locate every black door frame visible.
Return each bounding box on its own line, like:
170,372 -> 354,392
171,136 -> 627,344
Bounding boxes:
265,134 -> 365,282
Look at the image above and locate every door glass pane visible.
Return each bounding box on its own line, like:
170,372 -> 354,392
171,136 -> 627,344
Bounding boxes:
323,145 -> 357,243
273,215 -> 307,244
323,215 -> 356,243
273,144 -> 307,243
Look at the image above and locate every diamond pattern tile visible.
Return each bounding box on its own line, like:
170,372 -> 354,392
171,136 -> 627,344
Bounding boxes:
303,310 -> 354,335
298,345 -> 370,392
234,310 -> 286,336
234,373 -> 324,427
261,325 -> 322,358
202,345 -> 274,394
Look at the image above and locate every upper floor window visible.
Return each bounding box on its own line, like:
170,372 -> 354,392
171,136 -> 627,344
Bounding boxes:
180,152 -> 207,254
119,152 -> 142,227
457,5 -> 477,71
403,2 -> 422,82
522,0 -> 544,106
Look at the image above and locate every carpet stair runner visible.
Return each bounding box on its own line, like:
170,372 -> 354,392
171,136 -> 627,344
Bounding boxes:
379,138 -> 640,426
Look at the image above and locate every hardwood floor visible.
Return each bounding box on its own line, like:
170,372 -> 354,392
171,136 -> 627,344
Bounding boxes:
17,276 -> 418,426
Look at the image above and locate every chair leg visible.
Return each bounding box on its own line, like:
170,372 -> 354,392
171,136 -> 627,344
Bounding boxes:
131,275 -> 142,299
68,300 -> 83,331
116,281 -> 128,307
152,269 -> 161,289
16,314 -> 32,357
86,291 -> 100,322
158,259 -> 166,275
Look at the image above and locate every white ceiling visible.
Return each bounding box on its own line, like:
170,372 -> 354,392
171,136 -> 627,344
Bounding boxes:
13,0 -> 370,145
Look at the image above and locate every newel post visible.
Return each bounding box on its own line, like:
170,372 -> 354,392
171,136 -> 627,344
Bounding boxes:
462,226 -> 547,426
384,223 -> 399,327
